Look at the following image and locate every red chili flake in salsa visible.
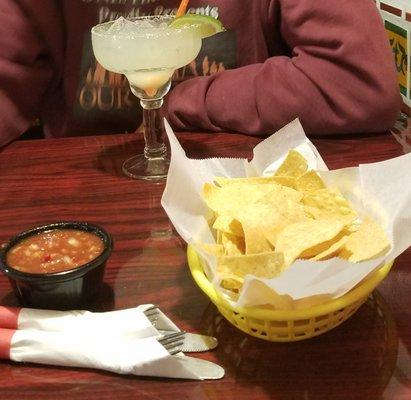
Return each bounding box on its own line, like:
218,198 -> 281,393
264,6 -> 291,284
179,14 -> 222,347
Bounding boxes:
6,229 -> 104,274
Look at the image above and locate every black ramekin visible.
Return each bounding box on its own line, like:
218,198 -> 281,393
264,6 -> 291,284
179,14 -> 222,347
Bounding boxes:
0,222 -> 113,310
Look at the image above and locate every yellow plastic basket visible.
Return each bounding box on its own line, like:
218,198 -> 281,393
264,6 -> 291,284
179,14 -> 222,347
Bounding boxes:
187,245 -> 394,342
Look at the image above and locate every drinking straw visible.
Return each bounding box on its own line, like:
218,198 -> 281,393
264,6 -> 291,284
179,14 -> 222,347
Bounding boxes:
176,0 -> 190,17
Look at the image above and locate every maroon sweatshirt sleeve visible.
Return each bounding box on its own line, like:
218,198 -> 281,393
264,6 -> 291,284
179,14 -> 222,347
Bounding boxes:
0,1 -> 62,147
166,0 -> 401,135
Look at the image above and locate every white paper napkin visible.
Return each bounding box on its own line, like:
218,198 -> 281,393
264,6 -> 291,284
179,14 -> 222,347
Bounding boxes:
161,118 -> 411,309
1,305 -> 178,338
0,305 -> 224,380
6,329 -> 222,379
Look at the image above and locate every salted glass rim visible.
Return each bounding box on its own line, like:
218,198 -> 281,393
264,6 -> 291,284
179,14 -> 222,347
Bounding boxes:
91,15 -> 201,38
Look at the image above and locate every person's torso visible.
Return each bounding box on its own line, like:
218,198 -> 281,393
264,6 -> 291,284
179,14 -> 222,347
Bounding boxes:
42,0 -> 286,138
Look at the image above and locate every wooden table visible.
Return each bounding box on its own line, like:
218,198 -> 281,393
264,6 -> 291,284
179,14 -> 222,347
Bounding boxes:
0,130 -> 409,400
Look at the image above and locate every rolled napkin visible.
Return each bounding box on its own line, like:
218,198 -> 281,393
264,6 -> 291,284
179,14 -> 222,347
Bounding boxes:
0,305 -> 177,338
0,327 -> 224,380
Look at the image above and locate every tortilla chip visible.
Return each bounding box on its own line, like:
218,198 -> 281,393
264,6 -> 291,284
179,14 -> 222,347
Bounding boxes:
310,235 -> 349,261
221,231 -> 245,256
302,188 -> 357,223
267,176 -> 297,189
220,273 -> 244,292
217,252 -> 285,279
262,203 -> 312,247
340,217 -> 391,262
213,215 -> 244,237
296,170 -> 326,194
275,219 -> 346,266
275,150 -> 308,178
203,182 -> 274,214
234,203 -> 285,254
196,243 -> 225,257
242,224 -> 274,254
300,230 -> 348,259
259,184 -> 303,204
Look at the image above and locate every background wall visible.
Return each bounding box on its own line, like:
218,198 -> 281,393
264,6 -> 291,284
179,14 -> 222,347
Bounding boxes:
377,0 -> 410,107
376,0 -> 411,151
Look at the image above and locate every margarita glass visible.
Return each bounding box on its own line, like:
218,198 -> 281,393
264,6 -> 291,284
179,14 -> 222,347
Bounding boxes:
91,16 -> 202,180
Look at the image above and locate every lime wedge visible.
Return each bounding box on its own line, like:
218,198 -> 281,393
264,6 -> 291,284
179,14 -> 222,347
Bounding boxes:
169,14 -> 225,38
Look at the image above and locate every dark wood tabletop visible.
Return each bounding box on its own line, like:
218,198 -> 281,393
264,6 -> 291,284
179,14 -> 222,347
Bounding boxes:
0,130 -> 409,400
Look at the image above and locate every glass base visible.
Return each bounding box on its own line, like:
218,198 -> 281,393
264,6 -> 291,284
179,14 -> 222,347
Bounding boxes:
122,154 -> 170,181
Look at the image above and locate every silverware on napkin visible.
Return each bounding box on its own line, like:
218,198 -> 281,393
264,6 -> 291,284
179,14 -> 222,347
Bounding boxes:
144,306 -> 219,353
152,308 -> 224,379
160,330 -> 218,353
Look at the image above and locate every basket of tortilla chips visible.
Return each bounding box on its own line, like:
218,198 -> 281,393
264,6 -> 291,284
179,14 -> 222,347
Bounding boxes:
162,119 -> 410,342
187,150 -> 393,342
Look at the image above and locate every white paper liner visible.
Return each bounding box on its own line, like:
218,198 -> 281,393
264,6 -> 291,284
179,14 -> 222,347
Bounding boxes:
161,118 -> 411,310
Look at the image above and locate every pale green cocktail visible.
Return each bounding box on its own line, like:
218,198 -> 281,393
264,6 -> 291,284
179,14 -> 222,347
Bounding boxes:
91,16 -> 203,180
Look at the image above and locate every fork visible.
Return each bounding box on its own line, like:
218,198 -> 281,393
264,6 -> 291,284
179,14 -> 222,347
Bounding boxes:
157,331 -> 185,355
143,305 -> 160,327
143,306 -> 218,353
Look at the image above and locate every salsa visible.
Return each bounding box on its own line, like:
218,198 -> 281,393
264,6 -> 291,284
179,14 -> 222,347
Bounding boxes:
6,229 -> 104,274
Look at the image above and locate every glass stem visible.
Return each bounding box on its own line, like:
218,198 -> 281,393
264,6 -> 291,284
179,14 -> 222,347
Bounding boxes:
140,98 -> 167,160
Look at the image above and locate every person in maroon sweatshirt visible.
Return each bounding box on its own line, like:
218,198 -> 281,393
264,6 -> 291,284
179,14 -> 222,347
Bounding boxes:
0,0 -> 401,147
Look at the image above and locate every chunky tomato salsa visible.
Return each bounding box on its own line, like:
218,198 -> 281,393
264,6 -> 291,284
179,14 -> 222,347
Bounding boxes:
6,229 -> 104,274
